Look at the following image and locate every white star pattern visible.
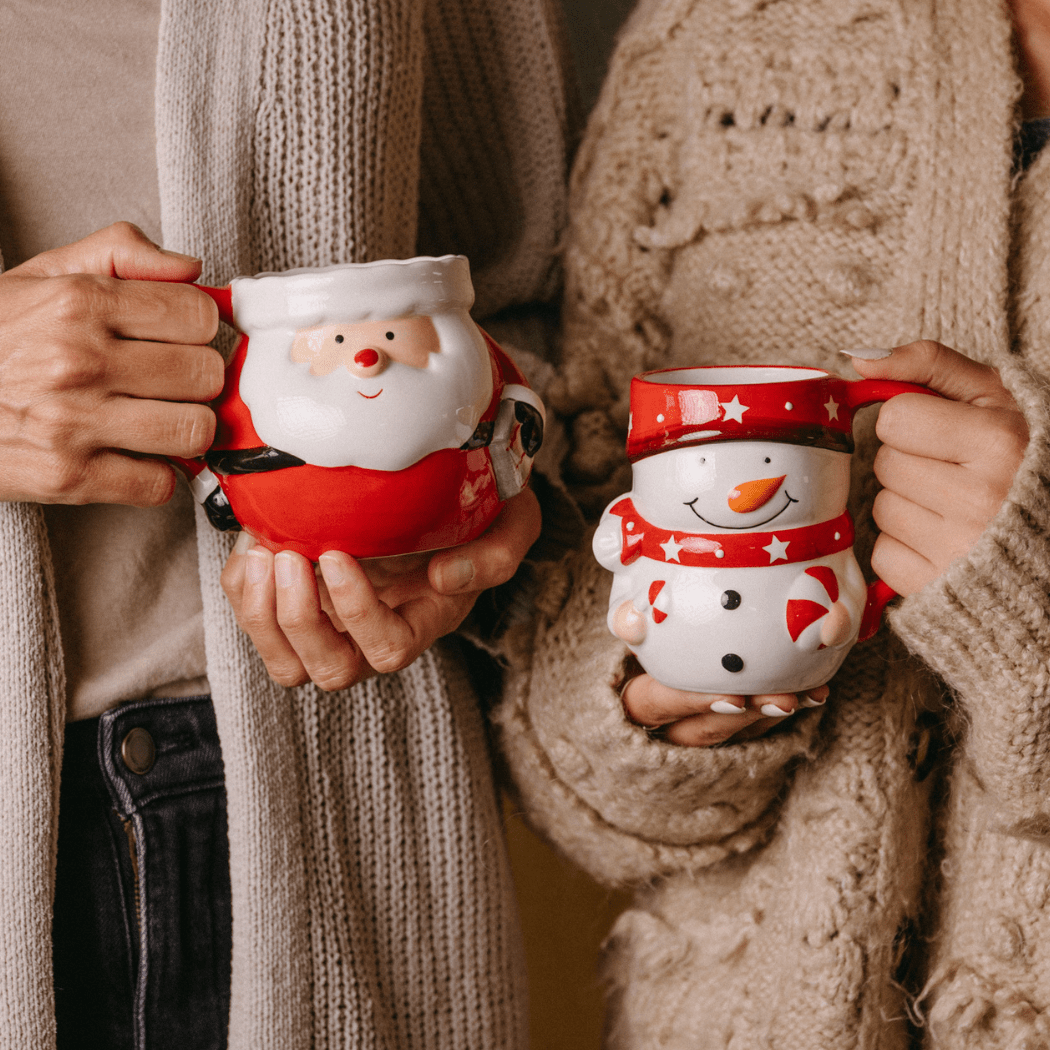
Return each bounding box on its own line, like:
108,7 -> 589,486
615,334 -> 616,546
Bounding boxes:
720,396 -> 748,423
763,536 -> 790,562
660,535 -> 684,562
824,396 -> 840,421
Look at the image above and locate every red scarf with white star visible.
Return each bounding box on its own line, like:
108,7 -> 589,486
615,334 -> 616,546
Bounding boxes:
610,497 -> 855,568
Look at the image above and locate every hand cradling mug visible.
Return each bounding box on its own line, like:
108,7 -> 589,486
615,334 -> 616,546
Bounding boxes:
593,364 -> 932,696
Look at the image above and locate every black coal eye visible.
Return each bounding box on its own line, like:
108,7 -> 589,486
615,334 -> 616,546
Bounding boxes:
721,590 -> 742,610
335,334 -> 344,344
764,457 -> 771,464
385,331 -> 395,340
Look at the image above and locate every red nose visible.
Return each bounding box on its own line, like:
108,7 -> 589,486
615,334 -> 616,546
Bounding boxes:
354,348 -> 380,368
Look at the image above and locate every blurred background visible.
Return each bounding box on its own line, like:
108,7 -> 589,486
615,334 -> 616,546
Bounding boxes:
504,3 -> 636,1048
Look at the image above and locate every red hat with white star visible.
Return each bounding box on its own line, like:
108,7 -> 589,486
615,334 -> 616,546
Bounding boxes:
626,365 -> 931,461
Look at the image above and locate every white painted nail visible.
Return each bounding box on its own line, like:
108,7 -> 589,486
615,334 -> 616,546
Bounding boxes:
710,699 -> 747,715
840,347 -> 893,360
800,694 -> 827,708
760,704 -> 794,718
233,530 -> 255,555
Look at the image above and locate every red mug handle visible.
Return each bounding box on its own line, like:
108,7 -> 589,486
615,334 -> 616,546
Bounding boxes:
843,377 -> 940,640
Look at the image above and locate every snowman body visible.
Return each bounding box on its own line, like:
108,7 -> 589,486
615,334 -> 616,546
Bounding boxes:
594,439 -> 867,694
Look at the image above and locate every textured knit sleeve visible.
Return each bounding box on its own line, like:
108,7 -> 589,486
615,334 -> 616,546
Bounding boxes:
888,357 -> 1050,827
493,542 -> 826,887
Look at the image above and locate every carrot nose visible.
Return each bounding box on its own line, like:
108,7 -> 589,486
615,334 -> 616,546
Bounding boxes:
727,475 -> 786,513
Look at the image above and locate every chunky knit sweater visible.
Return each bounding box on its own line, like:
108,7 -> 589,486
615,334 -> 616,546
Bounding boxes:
495,0 -> 1050,1046
0,1 -> 574,1047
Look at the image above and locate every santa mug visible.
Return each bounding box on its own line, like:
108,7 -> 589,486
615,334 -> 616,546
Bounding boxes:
175,255 -> 544,561
593,364 -> 932,695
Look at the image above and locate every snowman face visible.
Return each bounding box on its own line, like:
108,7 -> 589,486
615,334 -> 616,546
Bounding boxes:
630,440 -> 851,532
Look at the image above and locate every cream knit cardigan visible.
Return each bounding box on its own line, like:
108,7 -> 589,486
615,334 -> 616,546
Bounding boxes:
497,0 -> 1050,1046
0,1 -> 573,1047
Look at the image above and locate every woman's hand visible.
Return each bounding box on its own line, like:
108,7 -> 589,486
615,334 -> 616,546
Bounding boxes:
846,341 -> 1029,596
619,667 -> 828,747
0,222 -> 222,505
220,487 -> 542,690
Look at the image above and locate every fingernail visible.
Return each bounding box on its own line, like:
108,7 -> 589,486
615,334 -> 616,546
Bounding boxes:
438,557 -> 475,592
274,551 -> 295,588
319,551 -> 349,586
840,347 -> 893,360
801,686 -> 830,708
760,703 -> 795,718
233,530 -> 255,555
245,548 -> 269,585
710,699 -> 747,714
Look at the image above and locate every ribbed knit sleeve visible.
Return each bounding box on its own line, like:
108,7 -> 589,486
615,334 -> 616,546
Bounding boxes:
417,0 -> 576,316
494,547 -> 826,887
888,358 -> 1050,826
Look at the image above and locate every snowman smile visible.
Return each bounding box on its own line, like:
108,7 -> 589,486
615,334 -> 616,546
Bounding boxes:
358,389 -> 383,399
685,492 -> 799,530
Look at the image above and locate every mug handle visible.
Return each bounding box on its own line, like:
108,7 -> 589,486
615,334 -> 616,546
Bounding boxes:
843,377 -> 940,641
167,283 -> 238,522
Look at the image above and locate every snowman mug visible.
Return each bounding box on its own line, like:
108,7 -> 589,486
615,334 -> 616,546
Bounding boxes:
172,255 -> 545,562
592,364 -> 933,695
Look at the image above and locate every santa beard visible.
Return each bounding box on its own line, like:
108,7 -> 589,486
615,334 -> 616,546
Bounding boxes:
237,311 -> 493,471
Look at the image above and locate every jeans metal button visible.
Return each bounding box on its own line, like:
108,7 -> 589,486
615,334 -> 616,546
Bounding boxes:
121,727 -> 156,775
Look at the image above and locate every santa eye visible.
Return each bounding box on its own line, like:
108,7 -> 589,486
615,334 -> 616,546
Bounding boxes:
335,334 -> 344,344
385,331 -> 395,340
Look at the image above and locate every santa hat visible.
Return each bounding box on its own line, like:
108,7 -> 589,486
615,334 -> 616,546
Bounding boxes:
627,365 -> 896,461
229,255 -> 474,332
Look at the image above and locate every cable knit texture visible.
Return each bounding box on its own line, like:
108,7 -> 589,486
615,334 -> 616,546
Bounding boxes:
0,1 -> 572,1047
494,0 -> 1050,1046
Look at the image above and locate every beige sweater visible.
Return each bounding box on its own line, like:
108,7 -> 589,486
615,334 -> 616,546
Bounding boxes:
0,1 -> 574,1047
496,0 -> 1050,1046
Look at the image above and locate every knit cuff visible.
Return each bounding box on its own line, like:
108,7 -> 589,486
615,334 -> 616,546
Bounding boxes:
494,548 -> 823,886
889,358 -> 1050,818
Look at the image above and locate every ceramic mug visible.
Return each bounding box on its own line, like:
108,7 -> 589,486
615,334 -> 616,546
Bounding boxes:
174,255 -> 544,561
592,364 -> 932,695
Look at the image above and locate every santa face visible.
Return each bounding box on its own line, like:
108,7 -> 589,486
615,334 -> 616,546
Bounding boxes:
237,308 -> 493,471
630,440 -> 851,533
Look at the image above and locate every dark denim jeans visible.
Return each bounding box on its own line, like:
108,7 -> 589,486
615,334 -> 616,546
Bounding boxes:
52,695 -> 232,1050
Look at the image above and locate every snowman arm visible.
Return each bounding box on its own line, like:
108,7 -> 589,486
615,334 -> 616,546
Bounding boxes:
592,507 -> 625,570
493,551 -> 825,886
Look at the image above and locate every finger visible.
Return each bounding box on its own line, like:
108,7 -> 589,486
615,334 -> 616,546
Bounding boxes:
234,546 -> 310,686
429,487 -> 542,594
43,274 -> 220,345
273,551 -> 365,690
870,532 -> 940,597
873,445 -> 1008,524
620,673 -> 751,726
61,397 -> 216,459
6,449 -> 178,507
874,396 -> 1027,471
872,488 -> 979,566
318,550 -> 428,674
14,221 -> 204,283
846,340 -> 1018,410
662,709 -> 775,747
102,340 -> 225,402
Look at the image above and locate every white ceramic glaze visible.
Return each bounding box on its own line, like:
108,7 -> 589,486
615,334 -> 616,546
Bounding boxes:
594,365 -> 930,695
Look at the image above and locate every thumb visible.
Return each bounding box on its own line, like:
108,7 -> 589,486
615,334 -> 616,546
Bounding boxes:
14,221 -> 203,283
843,340 -> 1016,410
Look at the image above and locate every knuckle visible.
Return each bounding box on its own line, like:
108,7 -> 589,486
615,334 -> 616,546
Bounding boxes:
133,464 -> 176,507
175,405 -> 217,456
269,663 -> 309,688
368,642 -> 414,674
51,273 -> 112,326
198,348 -> 226,399
106,220 -> 148,246
275,607 -> 317,635
38,454 -> 85,502
43,344 -> 105,392
311,661 -> 357,692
